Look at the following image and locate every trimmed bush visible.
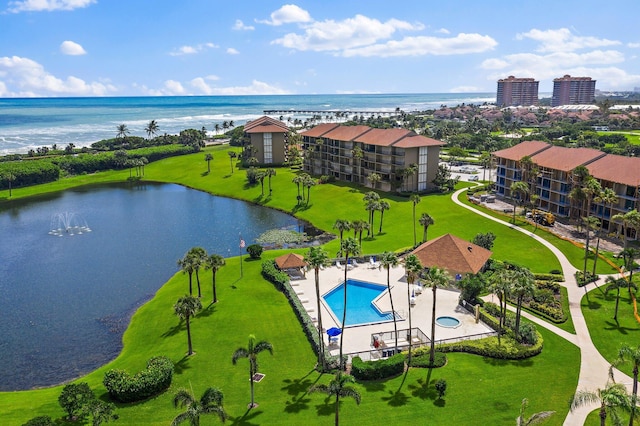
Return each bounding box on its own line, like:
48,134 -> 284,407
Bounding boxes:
351,353 -> 405,380
261,260 -> 289,291
575,271 -> 598,286
103,356 -> 174,403
408,351 -> 447,368
437,332 -> 543,359
23,416 -> 54,426
534,272 -> 564,282
246,243 -> 263,259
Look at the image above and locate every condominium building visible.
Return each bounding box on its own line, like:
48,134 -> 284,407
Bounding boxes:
300,124 -> 444,192
496,76 -> 539,107
244,116 -> 290,164
493,141 -> 640,240
551,75 -> 596,107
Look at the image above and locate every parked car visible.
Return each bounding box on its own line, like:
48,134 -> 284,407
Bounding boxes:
468,176 -> 479,181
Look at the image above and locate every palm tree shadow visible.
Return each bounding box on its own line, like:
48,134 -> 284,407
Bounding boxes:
230,407 -> 263,425
201,171 -> 210,177
408,369 -> 438,401
173,355 -> 193,374
604,320 -> 633,334
197,303 -> 217,318
282,369 -> 320,413
162,320 -> 183,338
313,400 -> 335,417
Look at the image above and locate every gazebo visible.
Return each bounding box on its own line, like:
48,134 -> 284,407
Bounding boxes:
274,253 -> 307,279
410,233 -> 492,277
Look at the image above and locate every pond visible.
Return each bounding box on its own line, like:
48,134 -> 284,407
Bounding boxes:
0,182 -> 307,390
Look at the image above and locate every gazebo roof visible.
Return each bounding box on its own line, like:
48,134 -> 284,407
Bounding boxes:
274,253 -> 307,270
410,234 -> 492,275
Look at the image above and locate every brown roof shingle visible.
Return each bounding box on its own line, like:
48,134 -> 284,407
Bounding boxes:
492,141 -> 551,161
410,234 -> 492,275
586,155 -> 640,187
321,125 -> 372,141
394,135 -> 445,148
244,116 -> 289,133
531,146 -> 605,172
300,123 -> 340,138
275,253 -> 307,270
354,128 -> 411,146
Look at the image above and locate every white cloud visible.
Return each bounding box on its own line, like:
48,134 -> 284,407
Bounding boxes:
232,19 -> 254,31
342,33 -> 497,58
7,0 -> 95,12
628,42 -> 640,48
516,28 -> 621,53
226,48 -> 239,55
60,40 -> 86,55
436,28 -> 450,35
185,78 -> 289,95
481,50 -> 625,76
449,86 -> 480,93
273,14 -> 424,52
169,42 -> 218,56
258,4 -> 312,26
163,80 -> 186,95
0,55 -> 115,97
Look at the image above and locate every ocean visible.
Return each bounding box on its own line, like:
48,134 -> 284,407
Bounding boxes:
0,93 -> 494,155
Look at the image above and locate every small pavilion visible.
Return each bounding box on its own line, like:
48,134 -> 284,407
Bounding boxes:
410,233 -> 493,277
274,253 -> 307,279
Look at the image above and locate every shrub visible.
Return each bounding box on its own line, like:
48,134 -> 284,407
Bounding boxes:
351,353 -> 405,380
435,379 -> 447,399
22,416 -> 54,426
103,356 -> 174,403
246,243 -> 263,259
58,382 -> 94,421
437,332 -> 543,359
408,351 -> 447,368
534,272 -> 564,282
575,271 -> 598,286
261,260 -> 289,291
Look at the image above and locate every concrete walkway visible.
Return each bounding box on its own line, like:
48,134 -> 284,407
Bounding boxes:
451,187 -> 634,425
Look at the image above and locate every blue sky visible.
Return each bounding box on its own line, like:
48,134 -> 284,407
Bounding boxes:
1,0 -> 639,97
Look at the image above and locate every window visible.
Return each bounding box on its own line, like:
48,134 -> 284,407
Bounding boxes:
417,147 -> 428,191
263,133 -> 272,164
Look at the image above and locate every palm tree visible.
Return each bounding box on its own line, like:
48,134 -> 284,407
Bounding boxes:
379,252 -> 399,353
367,172 -> 381,189
583,215 -> 601,279
616,343 -> 640,426
204,153 -> 213,173
419,212 -> 434,243
145,120 -> 159,140
256,170 -> 267,196
377,200 -> 390,234
404,254 -> 423,364
305,247 -> 330,370
363,191 -> 380,236
171,386 -> 227,425
178,252 -> 196,296
333,220 -> 352,257
510,267 -> 535,337
350,219 -> 367,246
116,124 -> 129,140
570,381 -> 632,426
174,296 -> 202,356
227,151 -> 237,174
351,146 -> 363,184
303,175 -> 316,203
339,237 -> 360,370
292,174 -> 305,204
510,181 -> 529,224
489,267 -> 512,344
619,248 -> 640,293
3,172 -> 16,198
480,151 -> 491,182
189,247 -> 207,298
232,335 -> 273,409
613,210 -> 640,250
214,124 -> 220,135
266,168 -> 276,195
424,267 -> 451,365
205,254 -> 225,304
222,121 -> 229,133
516,398 -> 555,426
309,371 -> 361,426
410,194 -> 421,247
592,188 -> 618,276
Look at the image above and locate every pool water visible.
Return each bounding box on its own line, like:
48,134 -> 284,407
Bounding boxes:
323,279 -> 394,326
436,316 -> 461,328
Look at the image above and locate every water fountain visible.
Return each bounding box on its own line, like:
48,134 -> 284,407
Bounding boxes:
48,212 -> 91,237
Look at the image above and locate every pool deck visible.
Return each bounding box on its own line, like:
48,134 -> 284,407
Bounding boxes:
290,262 -> 494,361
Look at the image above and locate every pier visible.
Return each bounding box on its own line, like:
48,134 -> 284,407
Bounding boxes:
263,109 -> 401,117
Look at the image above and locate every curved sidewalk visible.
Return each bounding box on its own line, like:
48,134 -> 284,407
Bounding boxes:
451,187 -> 633,425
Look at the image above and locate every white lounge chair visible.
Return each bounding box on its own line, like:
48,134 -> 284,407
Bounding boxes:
336,261 -> 353,270
369,258 -> 380,269
351,259 -> 360,267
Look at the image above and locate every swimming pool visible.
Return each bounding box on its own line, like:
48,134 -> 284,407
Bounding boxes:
322,279 -> 395,326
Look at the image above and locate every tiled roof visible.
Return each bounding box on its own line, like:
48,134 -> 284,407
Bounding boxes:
492,141 -> 551,161
299,123 -> 340,138
275,253 -> 307,269
394,135 -> 445,148
586,155 -> 640,187
531,146 -> 605,172
410,234 -> 492,275
354,128 -> 411,146
321,125 -> 372,141
244,116 -> 289,133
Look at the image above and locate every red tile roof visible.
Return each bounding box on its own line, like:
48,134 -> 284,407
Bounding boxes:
394,135 -> 445,148
299,123 -> 340,138
275,253 -> 307,269
410,234 -> 492,275
354,128 -> 411,146
586,155 -> 640,187
244,116 -> 289,133
321,125 -> 372,141
531,146 -> 605,172
492,141 -> 551,161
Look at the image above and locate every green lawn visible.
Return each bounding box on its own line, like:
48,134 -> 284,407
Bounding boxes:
581,284 -> 640,379
0,146 -> 591,424
0,249 -> 580,425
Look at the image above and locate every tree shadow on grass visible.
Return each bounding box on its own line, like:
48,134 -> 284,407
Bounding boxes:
313,400 -> 335,417
197,303 -> 217,318
604,320 -> 635,334
162,320 -> 183,338
408,376 -> 438,401
291,203 -> 311,214
586,300 -> 602,310
173,355 -> 193,375
282,369 -> 320,413
201,171 -> 209,177
230,407 -> 263,426
360,380 -> 386,393
482,357 -> 534,368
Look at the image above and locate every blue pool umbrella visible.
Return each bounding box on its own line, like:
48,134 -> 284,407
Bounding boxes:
327,327 -> 342,337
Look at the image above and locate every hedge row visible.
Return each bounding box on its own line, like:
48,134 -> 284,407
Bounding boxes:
260,260 -> 340,370
351,353 -> 405,380
103,356 -> 174,403
534,272 -> 564,282
437,332 -> 543,359
0,159 -> 60,189
408,351 -> 447,368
